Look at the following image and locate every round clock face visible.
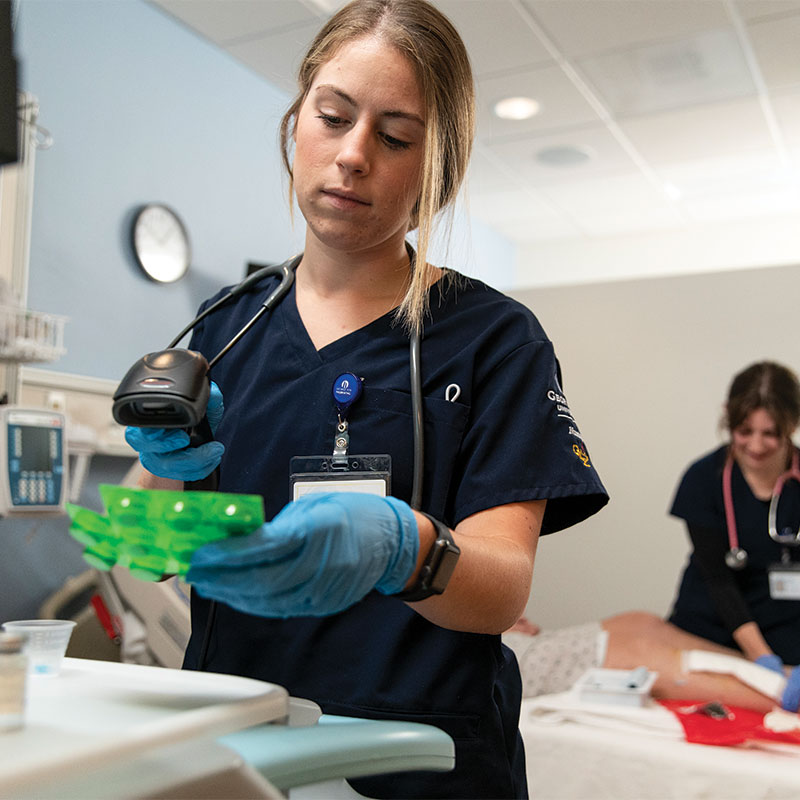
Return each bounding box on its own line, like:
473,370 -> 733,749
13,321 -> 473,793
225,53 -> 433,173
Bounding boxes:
132,204 -> 191,283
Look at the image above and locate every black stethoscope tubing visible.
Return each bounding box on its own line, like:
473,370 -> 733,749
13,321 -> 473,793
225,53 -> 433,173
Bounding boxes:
192,254 -> 425,509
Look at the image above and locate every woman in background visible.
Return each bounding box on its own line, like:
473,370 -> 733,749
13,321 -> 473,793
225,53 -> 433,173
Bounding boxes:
668,361 -> 800,671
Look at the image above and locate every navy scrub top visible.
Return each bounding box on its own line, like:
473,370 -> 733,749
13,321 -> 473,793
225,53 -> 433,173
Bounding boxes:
669,445 -> 800,663
183,261 -> 609,799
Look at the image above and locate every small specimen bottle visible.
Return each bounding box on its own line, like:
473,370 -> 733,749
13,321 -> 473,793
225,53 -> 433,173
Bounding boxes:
0,631 -> 28,731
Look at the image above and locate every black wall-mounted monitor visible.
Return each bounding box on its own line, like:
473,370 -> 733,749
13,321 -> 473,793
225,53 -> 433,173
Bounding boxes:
0,0 -> 19,166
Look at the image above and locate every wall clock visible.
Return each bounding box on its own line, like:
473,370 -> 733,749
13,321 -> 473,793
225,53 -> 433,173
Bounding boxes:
131,203 -> 191,283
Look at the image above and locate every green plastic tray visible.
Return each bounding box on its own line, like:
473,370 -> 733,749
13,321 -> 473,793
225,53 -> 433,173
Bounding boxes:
66,484 -> 264,581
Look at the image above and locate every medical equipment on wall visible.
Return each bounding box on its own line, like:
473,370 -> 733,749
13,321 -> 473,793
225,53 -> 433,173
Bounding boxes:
0,265 -> 69,518
111,252 -> 428,508
0,301 -> 67,366
0,405 -> 66,516
0,300 -> 69,517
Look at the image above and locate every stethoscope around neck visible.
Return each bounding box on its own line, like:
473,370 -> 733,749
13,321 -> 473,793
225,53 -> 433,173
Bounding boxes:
112,247 -> 427,508
723,447 -> 800,569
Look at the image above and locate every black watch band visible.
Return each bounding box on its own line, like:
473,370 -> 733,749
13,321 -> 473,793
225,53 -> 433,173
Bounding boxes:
393,512 -> 461,602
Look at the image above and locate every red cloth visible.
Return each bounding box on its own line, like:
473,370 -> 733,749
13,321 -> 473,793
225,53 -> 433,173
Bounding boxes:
659,699 -> 800,747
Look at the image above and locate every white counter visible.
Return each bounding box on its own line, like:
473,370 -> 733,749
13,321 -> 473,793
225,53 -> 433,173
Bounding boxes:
0,657 -> 288,799
0,656 -> 456,800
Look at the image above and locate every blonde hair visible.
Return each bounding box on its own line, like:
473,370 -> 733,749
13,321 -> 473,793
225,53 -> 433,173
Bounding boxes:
279,0 -> 475,333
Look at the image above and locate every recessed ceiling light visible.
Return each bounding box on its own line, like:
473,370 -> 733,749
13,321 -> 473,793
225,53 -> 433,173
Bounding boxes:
493,96 -> 541,121
535,145 -> 594,168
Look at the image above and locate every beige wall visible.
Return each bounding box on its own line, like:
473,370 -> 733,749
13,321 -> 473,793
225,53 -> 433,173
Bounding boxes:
511,262 -> 800,630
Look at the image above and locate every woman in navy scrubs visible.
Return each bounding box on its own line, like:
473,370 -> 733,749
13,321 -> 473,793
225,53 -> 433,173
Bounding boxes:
669,361 -> 800,669
126,2 -> 608,797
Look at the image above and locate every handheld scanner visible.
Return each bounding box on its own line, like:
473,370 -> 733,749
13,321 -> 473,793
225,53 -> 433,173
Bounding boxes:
112,349 -> 210,428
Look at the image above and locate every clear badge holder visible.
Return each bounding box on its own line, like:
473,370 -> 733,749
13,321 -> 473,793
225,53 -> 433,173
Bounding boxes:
290,454 -> 391,499
768,552 -> 800,600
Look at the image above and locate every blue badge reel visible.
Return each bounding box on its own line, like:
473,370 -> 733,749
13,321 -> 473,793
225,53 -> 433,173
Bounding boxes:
289,373 -> 391,499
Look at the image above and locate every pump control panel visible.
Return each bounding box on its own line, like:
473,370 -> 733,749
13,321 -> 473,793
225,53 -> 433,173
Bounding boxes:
0,406 -> 67,516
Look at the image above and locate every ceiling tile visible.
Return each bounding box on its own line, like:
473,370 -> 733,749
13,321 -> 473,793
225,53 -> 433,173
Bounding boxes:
144,0 -> 800,255
150,0 -> 318,45
476,64 -> 600,142
617,97 -> 775,164
747,12 -> 800,91
683,184 -> 800,220
771,90 -> 800,164
523,0 -> 731,59
539,172 -> 682,218
657,150 -> 788,198
466,148 -> 518,193
434,0 -> 553,77
573,207 -> 686,237
225,22 -> 321,93
484,214 -> 584,243
467,185 -> 565,224
483,125 -> 640,186
578,28 -> 755,117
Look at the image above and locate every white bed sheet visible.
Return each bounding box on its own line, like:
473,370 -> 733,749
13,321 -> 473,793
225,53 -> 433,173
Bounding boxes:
520,693 -> 800,800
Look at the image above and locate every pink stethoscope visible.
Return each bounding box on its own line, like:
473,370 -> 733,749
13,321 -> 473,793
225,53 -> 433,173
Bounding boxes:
723,447 -> 800,570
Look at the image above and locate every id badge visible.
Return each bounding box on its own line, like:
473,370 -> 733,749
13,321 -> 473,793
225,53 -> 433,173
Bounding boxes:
290,454 -> 391,500
768,562 -> 800,600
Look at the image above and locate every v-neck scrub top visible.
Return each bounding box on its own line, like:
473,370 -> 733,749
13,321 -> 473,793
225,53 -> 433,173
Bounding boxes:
183,262 -> 609,799
669,445 -> 800,663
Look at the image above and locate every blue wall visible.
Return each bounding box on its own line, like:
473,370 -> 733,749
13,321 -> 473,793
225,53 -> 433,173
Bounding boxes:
16,0 -> 304,380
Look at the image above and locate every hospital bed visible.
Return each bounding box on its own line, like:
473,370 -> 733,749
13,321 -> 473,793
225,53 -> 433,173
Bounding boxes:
519,691 -> 800,799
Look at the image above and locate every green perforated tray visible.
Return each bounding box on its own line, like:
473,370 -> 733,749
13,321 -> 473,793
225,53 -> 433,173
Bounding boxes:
66,484 -> 264,581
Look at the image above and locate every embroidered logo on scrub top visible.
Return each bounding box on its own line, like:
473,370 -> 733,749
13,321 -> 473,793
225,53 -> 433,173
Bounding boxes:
546,388 -> 584,442
572,443 -> 591,468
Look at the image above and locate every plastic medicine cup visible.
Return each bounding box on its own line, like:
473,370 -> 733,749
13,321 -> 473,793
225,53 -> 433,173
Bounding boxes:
1,620 -> 76,677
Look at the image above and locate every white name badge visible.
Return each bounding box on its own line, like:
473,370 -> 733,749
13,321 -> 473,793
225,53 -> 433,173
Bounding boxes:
290,454 -> 390,501
768,562 -> 800,600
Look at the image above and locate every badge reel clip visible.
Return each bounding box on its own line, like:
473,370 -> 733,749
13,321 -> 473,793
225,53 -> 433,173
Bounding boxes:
290,373 -> 391,500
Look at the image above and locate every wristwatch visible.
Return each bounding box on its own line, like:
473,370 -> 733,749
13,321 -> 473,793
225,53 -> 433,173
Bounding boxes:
394,512 -> 461,602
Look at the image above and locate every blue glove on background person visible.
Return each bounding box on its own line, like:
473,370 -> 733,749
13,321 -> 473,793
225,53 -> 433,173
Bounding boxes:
125,381 -> 225,481
187,492 -> 420,617
781,665 -> 800,712
755,654 -> 784,674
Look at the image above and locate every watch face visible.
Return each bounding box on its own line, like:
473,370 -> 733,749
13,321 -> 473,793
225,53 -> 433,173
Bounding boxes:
132,204 -> 191,283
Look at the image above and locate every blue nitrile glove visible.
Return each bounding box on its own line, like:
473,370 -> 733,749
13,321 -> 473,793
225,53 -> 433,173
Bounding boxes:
755,654 -> 784,674
186,492 -> 420,618
124,381 -> 225,481
782,666 -> 800,712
